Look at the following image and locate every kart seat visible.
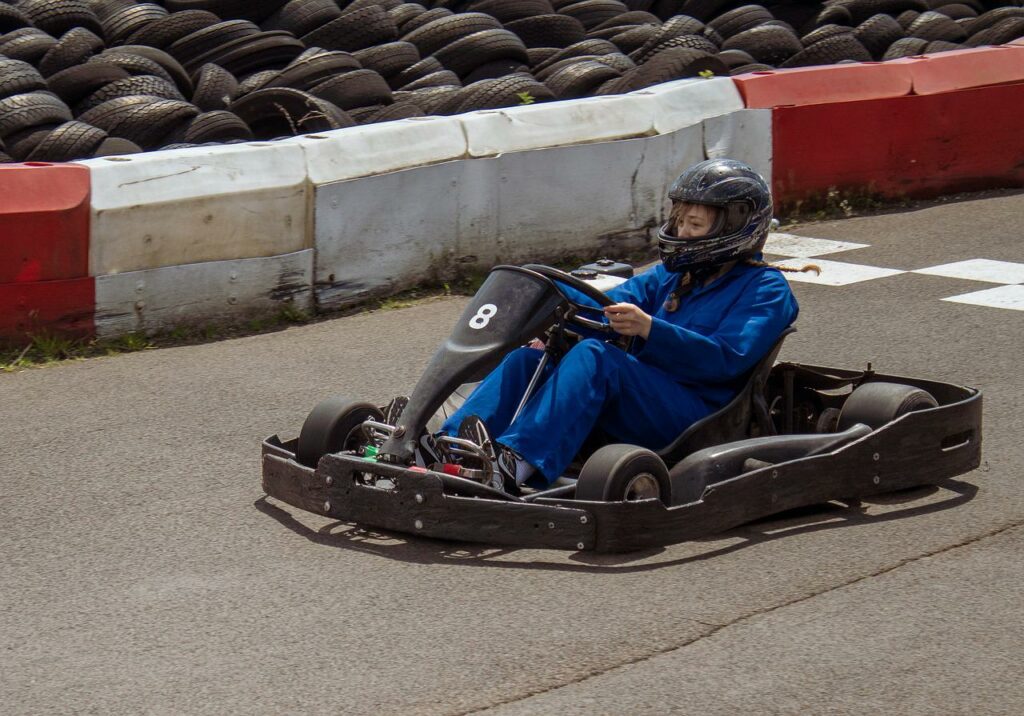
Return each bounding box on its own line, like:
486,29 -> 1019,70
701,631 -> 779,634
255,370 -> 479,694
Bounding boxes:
657,326 -> 796,466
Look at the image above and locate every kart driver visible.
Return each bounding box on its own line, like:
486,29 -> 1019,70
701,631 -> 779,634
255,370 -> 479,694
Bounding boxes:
440,158 -> 808,493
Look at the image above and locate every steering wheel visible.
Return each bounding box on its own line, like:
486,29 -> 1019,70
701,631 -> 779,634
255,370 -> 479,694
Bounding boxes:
519,264 -> 631,349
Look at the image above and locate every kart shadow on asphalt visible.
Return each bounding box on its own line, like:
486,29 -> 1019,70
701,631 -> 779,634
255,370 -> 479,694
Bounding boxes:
253,478 -> 978,571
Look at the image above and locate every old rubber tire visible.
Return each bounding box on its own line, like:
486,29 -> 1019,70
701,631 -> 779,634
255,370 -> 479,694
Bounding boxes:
297,397 -> 384,468
837,382 -> 938,431
575,444 -> 671,504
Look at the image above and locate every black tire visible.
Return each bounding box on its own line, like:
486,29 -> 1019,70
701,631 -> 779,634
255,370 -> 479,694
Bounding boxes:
433,29 -> 530,78
399,69 -> 462,90
456,73 -> 554,111
166,110 -> 253,143
357,100 -> 425,124
47,62 -> 131,106
229,87 -> 356,138
301,5 -> 398,54
533,37 -> 618,72
630,32 -> 720,62
780,33 -> 872,67
399,7 -> 453,35
17,0 -> 103,38
166,20 -> 262,67
38,28 -> 106,78
837,382 -> 938,431
462,59 -> 531,83
390,56 -> 444,88
91,135 -> 143,157
91,97 -> 200,149
965,16 -> 1024,47
164,0 -> 283,25
90,51 -> 177,86
709,4 -> 775,39
545,58 -> 621,98
235,69 -> 282,96
716,47 -> 755,67
0,92 -> 72,139
558,0 -> 631,31
0,60 -> 47,100
187,33 -> 306,79
906,10 -> 968,41
620,46 -> 728,89
266,51 -> 361,92
76,75 -> 185,114
0,28 -> 58,65
353,41 -> 421,78
402,12 -> 503,56
114,45 -> 194,96
191,63 -> 239,111
4,123 -> 61,161
575,444 -> 671,504
26,120 -> 108,162
262,0 -> 342,38
101,3 -> 169,46
296,397 -> 384,468
800,24 -> 853,48
309,69 -> 394,110
854,13 -> 905,59
123,10 -> 221,49
468,0 -> 557,23
721,24 -> 803,65
505,14 -> 589,48
0,4 -> 31,34
882,35 -> 928,58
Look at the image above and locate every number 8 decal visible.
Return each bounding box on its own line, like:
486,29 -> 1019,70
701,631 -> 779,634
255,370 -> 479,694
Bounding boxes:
469,304 -> 498,330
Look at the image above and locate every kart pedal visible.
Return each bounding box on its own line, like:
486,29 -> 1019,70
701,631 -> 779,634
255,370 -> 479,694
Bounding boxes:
382,395 -> 409,426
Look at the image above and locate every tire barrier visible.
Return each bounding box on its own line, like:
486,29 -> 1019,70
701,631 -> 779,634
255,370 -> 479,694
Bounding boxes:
1,45 -> 1022,342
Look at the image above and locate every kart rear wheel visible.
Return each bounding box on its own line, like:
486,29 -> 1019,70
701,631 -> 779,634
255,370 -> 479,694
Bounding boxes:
296,396 -> 383,468
575,444 -> 671,504
837,382 -> 938,431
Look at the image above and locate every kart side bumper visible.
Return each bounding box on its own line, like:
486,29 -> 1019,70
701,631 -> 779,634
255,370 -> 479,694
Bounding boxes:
262,439 -> 597,550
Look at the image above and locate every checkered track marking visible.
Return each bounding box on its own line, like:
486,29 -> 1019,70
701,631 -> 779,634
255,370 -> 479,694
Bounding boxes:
765,234 -> 1024,312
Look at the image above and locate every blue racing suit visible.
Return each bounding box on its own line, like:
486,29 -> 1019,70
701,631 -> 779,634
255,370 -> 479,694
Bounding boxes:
442,258 -> 799,483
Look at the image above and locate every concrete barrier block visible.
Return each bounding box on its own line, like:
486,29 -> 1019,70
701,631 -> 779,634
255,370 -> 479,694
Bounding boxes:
285,116 -> 468,185
629,77 -> 744,135
704,109 -> 773,190
460,95 -> 654,157
0,163 -> 91,283
314,159 -> 498,310
492,127 -> 704,261
95,249 -> 313,337
83,142 -> 309,276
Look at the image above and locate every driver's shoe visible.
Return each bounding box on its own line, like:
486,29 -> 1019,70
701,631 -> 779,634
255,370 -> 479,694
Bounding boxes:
457,415 -> 521,495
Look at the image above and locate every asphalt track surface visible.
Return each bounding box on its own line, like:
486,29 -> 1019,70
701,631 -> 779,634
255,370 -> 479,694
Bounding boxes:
2,191 -> 1022,715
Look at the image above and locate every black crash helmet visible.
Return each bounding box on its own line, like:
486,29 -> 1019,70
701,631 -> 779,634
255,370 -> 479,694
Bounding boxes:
658,158 -> 773,273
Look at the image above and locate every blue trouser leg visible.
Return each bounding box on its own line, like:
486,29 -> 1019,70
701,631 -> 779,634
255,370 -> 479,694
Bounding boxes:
441,347 -> 550,439
499,339 -> 711,483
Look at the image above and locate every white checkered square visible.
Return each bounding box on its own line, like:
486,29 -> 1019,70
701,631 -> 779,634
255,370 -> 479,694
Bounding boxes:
764,233 -> 869,258
912,259 -> 1024,285
773,258 -> 905,286
942,284 -> 1024,311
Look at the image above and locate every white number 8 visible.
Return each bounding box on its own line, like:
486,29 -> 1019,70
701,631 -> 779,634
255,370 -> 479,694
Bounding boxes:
469,304 -> 498,330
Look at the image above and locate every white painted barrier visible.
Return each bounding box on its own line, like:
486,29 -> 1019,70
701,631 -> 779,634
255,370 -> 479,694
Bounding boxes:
285,115 -> 468,185
703,109 -> 773,190
95,249 -> 314,337
459,95 -> 654,157
629,77 -> 745,135
83,142 -> 309,276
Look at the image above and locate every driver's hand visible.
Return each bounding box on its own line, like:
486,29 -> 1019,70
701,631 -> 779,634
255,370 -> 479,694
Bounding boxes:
603,303 -> 652,339
528,338 -> 545,350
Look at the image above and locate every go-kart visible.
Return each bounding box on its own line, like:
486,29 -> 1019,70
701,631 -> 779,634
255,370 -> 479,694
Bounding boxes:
261,262 -> 982,552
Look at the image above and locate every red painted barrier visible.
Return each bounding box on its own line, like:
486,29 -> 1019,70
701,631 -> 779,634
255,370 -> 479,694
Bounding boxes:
732,63 -> 912,109
893,46 -> 1024,95
0,277 -> 95,340
772,82 -> 1024,210
0,162 -> 91,284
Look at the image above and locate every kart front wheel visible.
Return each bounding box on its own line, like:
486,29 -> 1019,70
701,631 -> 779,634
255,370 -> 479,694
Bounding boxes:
296,397 -> 384,468
575,444 -> 671,504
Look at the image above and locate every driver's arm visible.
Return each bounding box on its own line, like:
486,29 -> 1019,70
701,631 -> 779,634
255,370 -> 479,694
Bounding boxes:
636,270 -> 797,384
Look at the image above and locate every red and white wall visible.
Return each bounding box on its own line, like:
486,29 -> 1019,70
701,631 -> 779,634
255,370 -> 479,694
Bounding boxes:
2,43 -> 1022,343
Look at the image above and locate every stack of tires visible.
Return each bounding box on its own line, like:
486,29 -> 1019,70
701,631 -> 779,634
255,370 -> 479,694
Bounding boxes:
0,0 -> 1021,161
